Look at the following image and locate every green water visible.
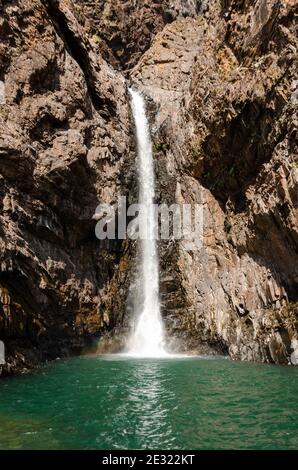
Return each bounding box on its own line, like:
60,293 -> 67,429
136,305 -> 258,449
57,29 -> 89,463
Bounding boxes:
0,355 -> 297,450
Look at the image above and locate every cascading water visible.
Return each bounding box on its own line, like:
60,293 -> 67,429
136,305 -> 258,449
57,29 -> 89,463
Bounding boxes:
126,88 -> 168,358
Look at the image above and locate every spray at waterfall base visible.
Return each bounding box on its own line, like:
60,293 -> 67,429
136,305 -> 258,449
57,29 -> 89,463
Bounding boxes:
92,197 -> 205,356
93,89 -> 205,358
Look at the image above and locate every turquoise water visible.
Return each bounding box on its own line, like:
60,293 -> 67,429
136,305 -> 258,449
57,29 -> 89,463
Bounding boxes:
0,355 -> 297,450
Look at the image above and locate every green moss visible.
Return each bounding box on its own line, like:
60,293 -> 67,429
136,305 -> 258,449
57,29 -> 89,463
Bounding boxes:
92,34 -> 102,44
153,141 -> 170,153
100,250 -> 117,264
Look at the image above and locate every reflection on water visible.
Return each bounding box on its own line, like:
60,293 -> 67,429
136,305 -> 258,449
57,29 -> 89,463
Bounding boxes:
123,361 -> 175,448
0,356 -> 297,450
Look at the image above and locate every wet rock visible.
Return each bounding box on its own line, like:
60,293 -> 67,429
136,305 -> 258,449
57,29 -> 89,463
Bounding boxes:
290,339 -> 298,366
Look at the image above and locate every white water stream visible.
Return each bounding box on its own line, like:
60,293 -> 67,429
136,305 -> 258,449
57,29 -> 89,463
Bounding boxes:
126,89 -> 168,357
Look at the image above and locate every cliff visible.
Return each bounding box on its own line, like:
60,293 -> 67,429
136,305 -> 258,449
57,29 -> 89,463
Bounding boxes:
0,0 -> 133,372
0,0 -> 297,374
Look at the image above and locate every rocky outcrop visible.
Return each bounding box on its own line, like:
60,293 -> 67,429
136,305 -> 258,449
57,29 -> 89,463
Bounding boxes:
1,0 -> 297,374
132,0 -> 298,363
71,0 -> 198,72
0,0 -> 134,374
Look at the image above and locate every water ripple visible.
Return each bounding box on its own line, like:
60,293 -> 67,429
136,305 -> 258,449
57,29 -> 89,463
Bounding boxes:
0,356 -> 297,450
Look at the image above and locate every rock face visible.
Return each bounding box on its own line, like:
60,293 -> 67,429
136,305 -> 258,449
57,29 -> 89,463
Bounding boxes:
0,0 -> 297,374
72,0 -> 198,72
0,0 -> 133,373
132,0 -> 298,363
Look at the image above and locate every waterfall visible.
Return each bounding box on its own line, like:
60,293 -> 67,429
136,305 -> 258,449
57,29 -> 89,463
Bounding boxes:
126,88 -> 168,357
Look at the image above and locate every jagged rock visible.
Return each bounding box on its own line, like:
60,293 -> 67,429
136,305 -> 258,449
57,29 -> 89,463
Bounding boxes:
0,0 -> 297,372
71,0 -> 198,72
0,0 -> 133,372
131,0 -> 298,363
